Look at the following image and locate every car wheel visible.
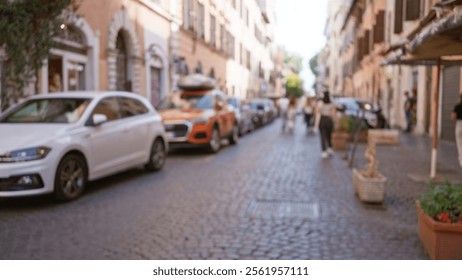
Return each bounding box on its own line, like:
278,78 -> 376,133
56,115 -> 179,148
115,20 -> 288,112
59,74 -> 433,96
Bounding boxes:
145,138 -> 166,171
208,126 -> 221,153
229,123 -> 239,145
54,154 -> 87,202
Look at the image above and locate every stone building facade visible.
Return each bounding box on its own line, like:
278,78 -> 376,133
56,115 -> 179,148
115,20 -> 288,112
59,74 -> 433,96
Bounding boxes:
40,0 -> 172,108
0,0 -> 277,111
322,0 -> 462,142
171,0 -> 276,99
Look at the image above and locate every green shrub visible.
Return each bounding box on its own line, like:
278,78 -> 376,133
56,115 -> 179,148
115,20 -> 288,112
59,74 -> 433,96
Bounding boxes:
419,181 -> 462,224
335,115 -> 354,133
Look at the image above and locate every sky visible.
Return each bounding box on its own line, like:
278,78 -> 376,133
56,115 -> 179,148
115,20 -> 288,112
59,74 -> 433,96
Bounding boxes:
274,0 -> 328,93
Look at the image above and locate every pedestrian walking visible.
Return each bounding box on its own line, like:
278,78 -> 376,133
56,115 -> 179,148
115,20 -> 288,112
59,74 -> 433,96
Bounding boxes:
404,91 -> 414,132
303,97 -> 314,133
451,93 -> 462,168
316,91 -> 337,158
278,95 -> 289,132
287,95 -> 297,133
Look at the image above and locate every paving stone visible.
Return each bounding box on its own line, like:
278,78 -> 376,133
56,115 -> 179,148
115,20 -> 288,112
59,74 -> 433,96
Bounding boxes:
0,118 -> 437,259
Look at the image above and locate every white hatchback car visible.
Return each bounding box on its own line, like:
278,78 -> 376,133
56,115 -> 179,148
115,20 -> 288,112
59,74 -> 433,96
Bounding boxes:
0,91 -> 167,201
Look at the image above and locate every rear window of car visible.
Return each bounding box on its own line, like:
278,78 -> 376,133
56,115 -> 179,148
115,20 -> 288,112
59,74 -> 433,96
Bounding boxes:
0,98 -> 91,124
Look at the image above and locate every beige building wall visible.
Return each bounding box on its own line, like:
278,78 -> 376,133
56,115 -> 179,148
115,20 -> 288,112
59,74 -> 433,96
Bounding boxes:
79,0 -> 171,96
332,0 -> 432,133
38,0 -> 172,106
176,0 -> 228,91
223,0 -> 275,99
324,0 -> 349,96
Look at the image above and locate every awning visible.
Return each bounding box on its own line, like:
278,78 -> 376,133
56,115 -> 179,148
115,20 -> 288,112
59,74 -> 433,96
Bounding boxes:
382,54 -> 462,66
379,7 -> 462,179
408,9 -> 462,59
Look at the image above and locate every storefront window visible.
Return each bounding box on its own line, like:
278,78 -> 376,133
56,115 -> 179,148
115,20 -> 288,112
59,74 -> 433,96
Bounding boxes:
48,24 -> 88,92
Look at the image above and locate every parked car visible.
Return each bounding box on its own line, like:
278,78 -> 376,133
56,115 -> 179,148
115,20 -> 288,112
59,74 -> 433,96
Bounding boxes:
158,84 -> 238,153
0,91 -> 167,201
333,97 -> 384,128
264,98 -> 278,122
249,99 -> 266,127
249,98 -> 276,127
228,97 -> 254,135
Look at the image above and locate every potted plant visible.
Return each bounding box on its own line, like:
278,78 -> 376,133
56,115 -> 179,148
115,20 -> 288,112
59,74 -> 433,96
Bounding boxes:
417,182 -> 462,259
332,115 -> 353,150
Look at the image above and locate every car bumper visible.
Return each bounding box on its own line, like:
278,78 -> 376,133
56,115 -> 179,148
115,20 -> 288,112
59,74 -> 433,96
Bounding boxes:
168,142 -> 209,149
164,121 -> 212,145
0,158 -> 55,197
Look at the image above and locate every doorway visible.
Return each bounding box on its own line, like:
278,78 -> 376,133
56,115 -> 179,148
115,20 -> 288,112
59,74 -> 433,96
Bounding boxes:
48,51 -> 87,92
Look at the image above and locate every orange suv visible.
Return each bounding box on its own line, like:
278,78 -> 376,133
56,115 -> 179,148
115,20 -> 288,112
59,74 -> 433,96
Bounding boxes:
159,87 -> 238,153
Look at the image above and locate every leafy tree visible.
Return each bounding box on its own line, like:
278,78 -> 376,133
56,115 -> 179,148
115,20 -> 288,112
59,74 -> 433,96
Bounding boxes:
309,52 -> 320,77
0,0 -> 80,111
282,48 -> 303,74
309,52 -> 320,91
285,72 -> 303,98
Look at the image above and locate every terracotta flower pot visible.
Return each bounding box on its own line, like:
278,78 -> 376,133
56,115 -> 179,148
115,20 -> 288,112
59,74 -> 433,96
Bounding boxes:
332,131 -> 350,150
416,201 -> 462,260
358,130 -> 368,142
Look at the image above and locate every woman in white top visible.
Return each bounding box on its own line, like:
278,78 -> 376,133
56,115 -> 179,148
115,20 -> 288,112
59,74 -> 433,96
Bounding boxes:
287,95 -> 297,133
316,91 -> 337,158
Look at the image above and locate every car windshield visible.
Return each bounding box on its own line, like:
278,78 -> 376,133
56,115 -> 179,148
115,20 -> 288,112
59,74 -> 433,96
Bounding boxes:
159,93 -> 213,110
0,98 -> 91,124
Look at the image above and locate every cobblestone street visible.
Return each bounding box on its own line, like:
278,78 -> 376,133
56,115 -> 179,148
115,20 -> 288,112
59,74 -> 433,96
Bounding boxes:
0,116 -> 445,260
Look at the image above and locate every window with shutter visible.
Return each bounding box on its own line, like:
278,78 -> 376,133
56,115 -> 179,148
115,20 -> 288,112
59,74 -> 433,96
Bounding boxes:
364,30 -> 371,56
394,0 -> 403,34
374,11 -> 385,44
183,0 -> 195,32
358,37 -> 364,62
405,0 -> 420,21
197,3 -> 205,39
210,15 -> 216,48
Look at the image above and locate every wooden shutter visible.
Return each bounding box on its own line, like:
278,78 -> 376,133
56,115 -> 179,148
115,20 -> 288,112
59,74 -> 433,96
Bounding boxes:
406,0 -> 420,21
374,11 -> 385,43
358,36 -> 364,62
394,0 -> 403,34
364,30 -> 371,56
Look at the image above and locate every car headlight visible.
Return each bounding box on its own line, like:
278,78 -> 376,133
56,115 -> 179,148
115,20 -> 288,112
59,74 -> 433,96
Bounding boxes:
0,146 -> 51,163
191,117 -> 209,125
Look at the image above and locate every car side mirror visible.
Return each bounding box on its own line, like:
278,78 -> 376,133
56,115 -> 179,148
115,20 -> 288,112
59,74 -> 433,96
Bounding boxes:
92,114 -> 108,126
